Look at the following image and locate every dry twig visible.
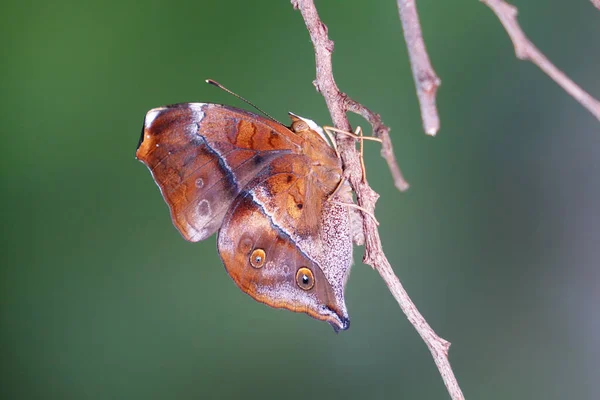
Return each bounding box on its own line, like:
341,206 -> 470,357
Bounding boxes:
345,100 -> 409,191
290,0 -> 463,399
396,0 -> 441,136
481,0 -> 600,121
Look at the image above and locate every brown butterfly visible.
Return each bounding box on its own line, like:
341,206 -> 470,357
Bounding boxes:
136,103 -> 354,331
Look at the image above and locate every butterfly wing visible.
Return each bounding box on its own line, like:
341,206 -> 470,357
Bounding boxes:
136,103 -> 304,241
217,185 -> 351,331
137,104 -> 354,329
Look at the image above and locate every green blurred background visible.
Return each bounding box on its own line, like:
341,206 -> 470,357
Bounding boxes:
2,0 -> 599,399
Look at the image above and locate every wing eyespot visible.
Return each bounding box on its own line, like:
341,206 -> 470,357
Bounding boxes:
250,248 -> 266,269
296,267 -> 314,290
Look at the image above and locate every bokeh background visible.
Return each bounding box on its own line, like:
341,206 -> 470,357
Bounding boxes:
2,0 -> 599,399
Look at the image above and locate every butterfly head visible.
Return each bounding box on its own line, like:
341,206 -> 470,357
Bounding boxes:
288,112 -> 334,148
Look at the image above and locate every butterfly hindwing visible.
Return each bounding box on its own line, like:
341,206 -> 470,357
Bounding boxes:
217,187 -> 349,330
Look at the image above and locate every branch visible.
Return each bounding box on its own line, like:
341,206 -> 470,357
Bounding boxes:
397,0 -> 441,136
481,0 -> 600,121
291,1 -> 463,399
346,99 -> 409,191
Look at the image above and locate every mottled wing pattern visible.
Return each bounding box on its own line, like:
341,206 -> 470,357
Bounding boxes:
136,103 -> 303,242
137,104 -> 354,330
239,137 -> 343,240
217,188 -> 349,329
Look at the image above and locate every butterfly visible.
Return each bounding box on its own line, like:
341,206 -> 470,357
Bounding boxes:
136,103 -> 354,331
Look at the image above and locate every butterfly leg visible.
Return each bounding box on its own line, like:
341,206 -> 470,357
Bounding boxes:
323,126 -> 381,183
357,126 -> 366,183
323,126 -> 381,226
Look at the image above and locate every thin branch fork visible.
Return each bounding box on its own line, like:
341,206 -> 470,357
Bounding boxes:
482,0 -> 600,121
346,100 -> 409,191
291,1 -> 464,399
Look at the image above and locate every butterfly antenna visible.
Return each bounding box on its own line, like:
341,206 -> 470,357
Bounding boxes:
206,79 -> 282,125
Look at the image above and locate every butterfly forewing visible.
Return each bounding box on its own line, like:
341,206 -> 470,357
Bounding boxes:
137,103 -> 302,241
